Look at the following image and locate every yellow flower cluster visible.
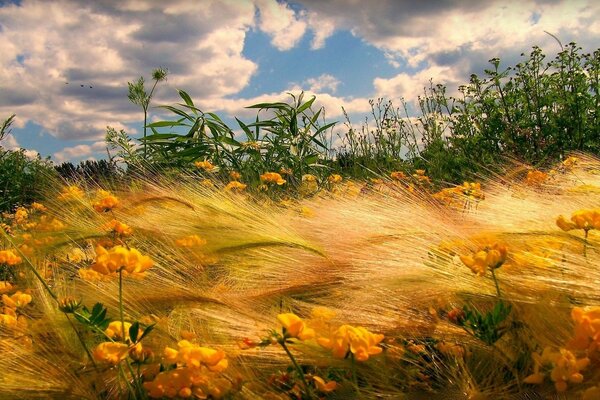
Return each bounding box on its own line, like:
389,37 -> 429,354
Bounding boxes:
460,243 -> 508,276
413,169 -> 431,184
85,245 -> 153,277
0,249 -> 22,265
58,185 -> 85,201
277,313 -> 315,340
104,219 -> 132,236
105,321 -> 137,341
328,174 -> 342,184
525,170 -> 548,186
523,347 -> 589,392
224,181 -> 247,192
93,342 -> 130,364
2,291 -> 32,308
229,171 -> 241,181
556,209 -> 600,234
175,235 -> 207,248
194,160 -> 215,171
14,207 -> 28,225
433,182 -> 484,206
144,365 -> 232,399
390,171 -> 407,180
260,172 -> 286,185
318,324 -> 385,361
568,307 -> 600,355
143,341 -> 231,399
92,190 -> 119,212
0,290 -> 31,329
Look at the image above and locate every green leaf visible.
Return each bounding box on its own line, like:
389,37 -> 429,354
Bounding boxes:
246,102 -> 290,110
296,96 -> 316,114
146,120 -> 186,128
138,324 -> 155,342
129,321 -> 140,343
178,90 -> 195,108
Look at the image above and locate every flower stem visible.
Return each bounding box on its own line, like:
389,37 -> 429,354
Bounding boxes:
350,352 -> 359,392
119,268 -> 126,340
491,268 -> 502,298
66,314 -> 98,370
279,340 -> 314,399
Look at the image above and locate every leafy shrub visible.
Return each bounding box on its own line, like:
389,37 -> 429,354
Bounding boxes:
0,115 -> 56,213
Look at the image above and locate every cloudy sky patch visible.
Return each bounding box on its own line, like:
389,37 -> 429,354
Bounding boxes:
0,0 -> 598,162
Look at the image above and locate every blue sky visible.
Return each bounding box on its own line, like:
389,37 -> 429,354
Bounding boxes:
0,0 -> 599,163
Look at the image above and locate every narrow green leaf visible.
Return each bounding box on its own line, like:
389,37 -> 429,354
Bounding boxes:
129,321 -> 140,343
178,89 -> 195,108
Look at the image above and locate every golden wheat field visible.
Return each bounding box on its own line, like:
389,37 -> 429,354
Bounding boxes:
1,154 -> 600,399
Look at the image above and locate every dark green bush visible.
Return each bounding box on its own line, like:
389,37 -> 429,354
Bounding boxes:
0,115 -> 56,213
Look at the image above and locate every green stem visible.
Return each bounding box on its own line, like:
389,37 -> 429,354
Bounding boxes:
66,314 -> 98,370
350,352 -> 359,392
279,340 -> 314,399
118,363 -> 138,400
119,268 -> 126,340
490,268 -> 502,298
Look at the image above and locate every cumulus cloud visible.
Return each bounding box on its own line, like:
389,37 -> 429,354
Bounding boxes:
255,0 -> 307,51
2,0 -> 600,163
53,140 -> 107,163
0,0 -> 260,142
305,74 -> 341,93
298,0 -> 600,99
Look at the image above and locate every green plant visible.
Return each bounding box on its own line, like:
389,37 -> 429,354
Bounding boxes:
128,67 -> 168,159
0,114 -> 56,213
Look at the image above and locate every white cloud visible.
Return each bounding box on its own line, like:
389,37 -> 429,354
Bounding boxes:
297,0 -> 600,99
53,141 -> 106,163
0,0 -> 259,142
305,74 -> 341,93
373,65 -> 462,103
255,0 -> 307,51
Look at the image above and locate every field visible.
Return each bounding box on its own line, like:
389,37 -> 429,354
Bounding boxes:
1,43 -> 600,399
1,153 -> 600,399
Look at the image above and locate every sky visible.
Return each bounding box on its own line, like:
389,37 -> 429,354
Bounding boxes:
0,0 -> 599,163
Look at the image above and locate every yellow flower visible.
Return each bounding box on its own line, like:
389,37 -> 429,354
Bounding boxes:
525,170 -> 548,186
313,376 -> 337,392
224,181 -> 247,192
92,190 -> 119,212
260,172 -> 286,185
2,291 -> 32,308
328,174 -> 342,184
58,185 -> 84,201
556,209 -> 600,233
175,235 -> 207,248
277,313 -> 315,340
229,171 -> 241,181
104,219 -> 132,236
460,243 -> 507,276
0,249 -> 22,265
194,160 -> 215,171
302,174 -> 317,182
14,207 -> 28,225
93,342 -> 130,364
0,313 -> 18,327
30,202 -> 47,212
317,324 -> 384,361
562,156 -> 578,169
0,281 -> 13,294
89,245 -> 154,277
568,306 -> 600,353
390,171 -> 407,180
164,340 -> 228,372
523,347 -> 589,392
105,321 -> 138,341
